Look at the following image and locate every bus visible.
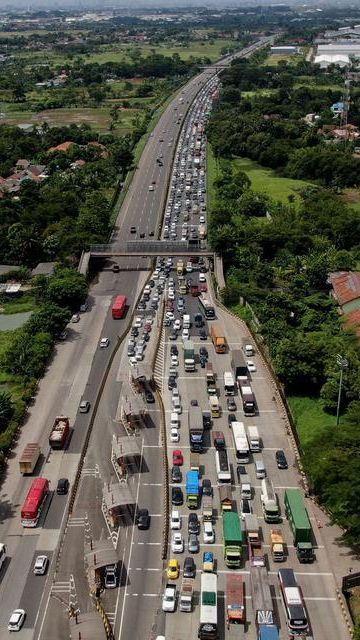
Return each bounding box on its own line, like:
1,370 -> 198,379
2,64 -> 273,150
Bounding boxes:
223,371 -> 235,396
278,568 -> 309,637
198,295 -> 215,320
215,449 -> 231,483
21,478 -> 49,528
112,295 -> 127,319
198,572 -> 218,640
209,395 -> 220,418
231,421 -> 250,463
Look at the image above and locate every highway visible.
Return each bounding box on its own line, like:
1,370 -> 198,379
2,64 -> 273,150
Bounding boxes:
0,39 -> 270,640
0,32 -> 348,640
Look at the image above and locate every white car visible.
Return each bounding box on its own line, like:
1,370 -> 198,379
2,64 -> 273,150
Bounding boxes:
182,328 -> 189,340
171,532 -> 184,553
203,521 -> 215,544
172,388 -> 180,399
145,317 -> 154,325
199,273 -> 206,283
186,263 -> 193,273
171,355 -> 179,366
168,290 -> 175,300
34,555 -> 48,575
129,356 -> 138,367
99,337 -> 109,348
166,312 -> 175,321
247,360 -> 257,373
134,317 -> 142,328
170,510 -> 182,530
173,320 -> 181,331
199,215 -> 205,223
170,427 -> 180,443
149,185 -> 155,191
8,609 -> 26,632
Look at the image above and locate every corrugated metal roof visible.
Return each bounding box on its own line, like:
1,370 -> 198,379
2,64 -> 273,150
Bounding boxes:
329,271 -> 360,306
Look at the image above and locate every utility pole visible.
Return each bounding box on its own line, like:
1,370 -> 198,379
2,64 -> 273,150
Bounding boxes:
336,354 -> 348,426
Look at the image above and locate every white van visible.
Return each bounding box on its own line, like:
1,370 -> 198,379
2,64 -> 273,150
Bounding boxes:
170,412 -> 180,429
240,474 -> 252,500
172,398 -> 182,414
183,314 -> 191,329
255,459 -> 266,479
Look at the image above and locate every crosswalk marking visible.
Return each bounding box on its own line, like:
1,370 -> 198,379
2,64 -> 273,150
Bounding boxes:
68,517 -> 85,527
51,581 -> 71,594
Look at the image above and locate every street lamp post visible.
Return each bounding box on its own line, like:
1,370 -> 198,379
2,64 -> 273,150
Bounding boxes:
336,354 -> 348,426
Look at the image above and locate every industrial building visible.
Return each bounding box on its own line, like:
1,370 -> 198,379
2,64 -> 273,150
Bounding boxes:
270,45 -> 298,55
315,43 -> 360,68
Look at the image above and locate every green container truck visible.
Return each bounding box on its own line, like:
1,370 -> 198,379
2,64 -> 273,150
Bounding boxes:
284,489 -> 314,563
223,512 -> 243,567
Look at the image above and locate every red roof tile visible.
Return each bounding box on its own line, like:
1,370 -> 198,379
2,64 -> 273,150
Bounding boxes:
343,309 -> 360,337
48,141 -> 77,153
330,271 -> 360,306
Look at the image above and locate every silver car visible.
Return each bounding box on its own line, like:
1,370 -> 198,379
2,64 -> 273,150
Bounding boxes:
188,533 -> 199,554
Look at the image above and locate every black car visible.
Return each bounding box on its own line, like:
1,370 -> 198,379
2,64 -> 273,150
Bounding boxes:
172,486 -> 183,506
199,347 -> 208,359
145,390 -> 155,403
227,398 -> 237,412
142,333 -> 150,342
137,302 -> 146,310
57,478 -> 69,495
199,329 -> 207,340
202,411 -> 212,429
228,413 -> 236,427
200,356 -> 206,368
149,280 -> 155,288
131,327 -> 139,337
276,449 -> 288,469
168,376 -> 176,390
140,232 -> 145,238
171,466 -> 182,483
183,556 -> 196,579
164,318 -> 171,327
190,399 -> 198,406
149,231 -> 154,237
112,264 -> 120,273
136,508 -> 150,530
188,513 -> 200,534
200,265 -> 207,273
237,464 -> 247,478
169,331 -> 178,341
170,345 -> 178,356
130,226 -> 136,234
202,478 -> 213,497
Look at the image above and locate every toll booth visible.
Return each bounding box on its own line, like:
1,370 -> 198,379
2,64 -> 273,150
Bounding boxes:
116,382 -> 147,434
103,481 -> 135,527
111,434 -> 142,478
130,363 -> 154,393
85,539 -> 118,590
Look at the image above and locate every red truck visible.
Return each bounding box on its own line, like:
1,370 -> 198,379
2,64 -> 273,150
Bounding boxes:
49,416 -> 70,449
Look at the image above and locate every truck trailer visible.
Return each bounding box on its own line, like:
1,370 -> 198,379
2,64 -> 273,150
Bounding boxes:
223,512 -> 243,568
231,349 -> 249,382
246,514 -> 265,567
284,488 -> 314,563
239,381 -> 256,417
188,405 -> 204,453
183,340 -> 195,372
186,470 -> 200,509
226,573 -> 245,626
49,416 -> 70,449
210,323 -> 226,354
19,443 -> 41,475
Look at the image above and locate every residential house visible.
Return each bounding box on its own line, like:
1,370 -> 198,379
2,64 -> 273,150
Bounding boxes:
329,271 -> 360,337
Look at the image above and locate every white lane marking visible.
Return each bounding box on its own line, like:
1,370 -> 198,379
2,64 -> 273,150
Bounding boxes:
137,542 -> 161,546
118,438 -> 144,640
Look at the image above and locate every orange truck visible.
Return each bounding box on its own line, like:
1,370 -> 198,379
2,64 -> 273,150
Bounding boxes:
19,443 -> 41,475
210,323 -> 226,354
226,573 -> 245,627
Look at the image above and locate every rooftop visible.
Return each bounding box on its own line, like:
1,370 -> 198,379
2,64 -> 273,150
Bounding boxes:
329,271 -> 360,306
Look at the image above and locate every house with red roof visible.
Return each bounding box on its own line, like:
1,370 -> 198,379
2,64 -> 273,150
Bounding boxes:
329,271 -> 360,337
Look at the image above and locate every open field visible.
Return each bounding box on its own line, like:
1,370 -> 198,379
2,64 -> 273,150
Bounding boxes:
288,395 -> 337,449
0,105 -> 140,132
233,157 -> 312,203
264,53 -> 303,66
341,189 -> 360,212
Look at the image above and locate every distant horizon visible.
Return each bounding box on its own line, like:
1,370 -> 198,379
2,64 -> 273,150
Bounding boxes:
1,0 -> 359,12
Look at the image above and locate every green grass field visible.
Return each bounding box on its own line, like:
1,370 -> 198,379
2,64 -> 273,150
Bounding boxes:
264,53 -> 303,66
288,395 -> 337,449
233,157 -> 312,204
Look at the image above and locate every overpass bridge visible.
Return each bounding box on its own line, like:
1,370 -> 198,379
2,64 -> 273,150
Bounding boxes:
90,241 -> 215,259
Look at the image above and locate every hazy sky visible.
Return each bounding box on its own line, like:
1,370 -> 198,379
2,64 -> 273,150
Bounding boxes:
0,0 -> 316,9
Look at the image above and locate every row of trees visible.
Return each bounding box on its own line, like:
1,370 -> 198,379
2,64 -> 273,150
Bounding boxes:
208,157 -> 360,542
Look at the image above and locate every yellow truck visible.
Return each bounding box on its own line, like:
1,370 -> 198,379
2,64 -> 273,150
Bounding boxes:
270,529 -> 285,562
177,260 -> 184,275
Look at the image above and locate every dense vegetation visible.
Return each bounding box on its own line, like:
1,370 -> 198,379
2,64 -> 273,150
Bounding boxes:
207,57 -> 360,546
0,124 -> 133,265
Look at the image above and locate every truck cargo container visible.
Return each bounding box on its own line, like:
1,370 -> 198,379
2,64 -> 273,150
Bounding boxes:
270,529 -> 285,562
226,574 -> 245,626
231,349 -> 249,382
188,405 -> 204,453
247,426 -> 261,452
223,512 -> 243,567
179,578 -> 194,612
219,485 -> 232,512
284,489 -> 314,563
186,470 -> 200,509
223,371 -> 235,396
183,340 -> 195,372
206,363 -> 217,396
209,395 -> 220,418
231,421 -> 250,464
239,381 -> 256,416
49,416 -> 70,449
190,452 -> 200,473
245,514 -> 265,567
261,479 -> 280,523
210,323 -> 226,354
19,443 -> 40,475
202,496 -> 213,522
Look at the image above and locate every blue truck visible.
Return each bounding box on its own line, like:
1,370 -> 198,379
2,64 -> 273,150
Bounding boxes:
186,470 -> 200,509
258,626 -> 279,640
